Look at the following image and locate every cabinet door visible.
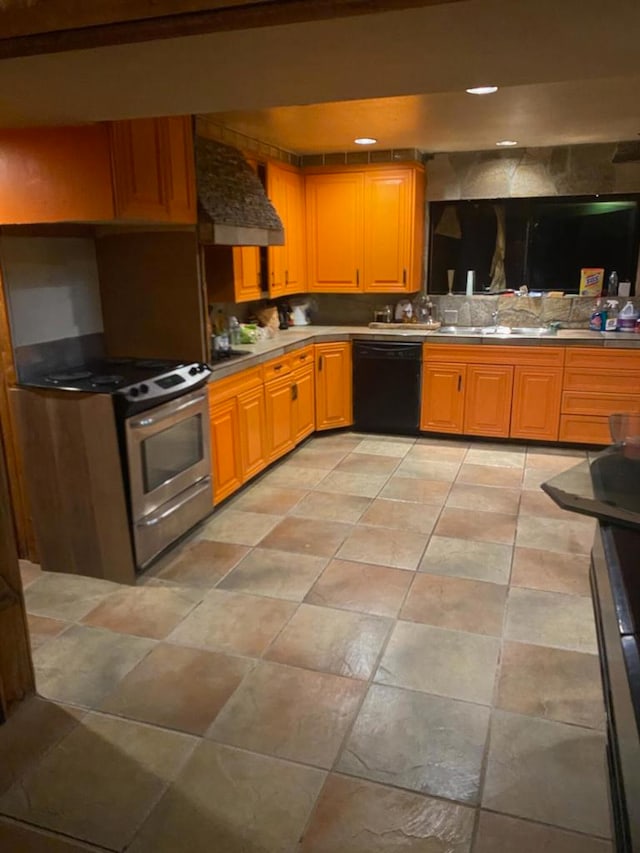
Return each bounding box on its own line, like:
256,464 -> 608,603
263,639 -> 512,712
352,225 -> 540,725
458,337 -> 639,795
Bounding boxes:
306,173 -> 364,292
282,167 -> 307,294
364,169 -> 414,292
237,385 -> 267,481
511,366 -> 562,441
420,363 -> 466,433
209,397 -> 242,505
293,364 -> 315,443
233,246 -> 263,302
110,118 -> 168,221
264,376 -> 295,462
315,342 -> 353,430
267,164 -> 287,296
164,116 -> 196,224
464,365 -> 513,437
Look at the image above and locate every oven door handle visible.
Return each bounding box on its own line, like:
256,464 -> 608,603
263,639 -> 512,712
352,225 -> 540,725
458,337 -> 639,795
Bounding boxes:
136,477 -> 212,526
129,394 -> 207,429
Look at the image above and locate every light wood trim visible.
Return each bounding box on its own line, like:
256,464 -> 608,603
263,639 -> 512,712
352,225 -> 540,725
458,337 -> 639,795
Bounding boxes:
302,162 -> 426,176
423,343 -> 565,367
564,347 -> 640,372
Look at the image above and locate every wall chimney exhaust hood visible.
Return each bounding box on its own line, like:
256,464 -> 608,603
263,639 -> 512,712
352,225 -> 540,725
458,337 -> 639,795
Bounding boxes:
196,136 -> 284,247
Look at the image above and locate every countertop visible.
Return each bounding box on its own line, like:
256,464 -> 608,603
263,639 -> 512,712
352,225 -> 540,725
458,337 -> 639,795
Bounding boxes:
209,324 -> 640,381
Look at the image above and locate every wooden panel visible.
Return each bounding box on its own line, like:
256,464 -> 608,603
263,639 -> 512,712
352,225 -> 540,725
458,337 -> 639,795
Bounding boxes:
293,363 -> 315,442
420,363 -> 465,433
306,172 -> 364,292
11,388 -> 136,583
237,385 -> 267,481
315,341 -> 353,430
164,116 -> 197,224
262,355 -> 292,382
565,347 -> 640,372
559,414 -> 612,445
233,246 -> 262,302
267,163 -> 287,295
264,375 -> 295,462
97,230 -> 206,363
423,343 -> 565,367
464,364 -> 513,437
563,367 -> 640,394
209,366 -> 262,404
110,118 -> 168,221
0,125 -> 114,223
363,168 -> 414,292
511,366 -> 562,441
209,395 -> 242,504
290,346 -> 314,370
562,391 -> 640,417
282,166 -> 307,295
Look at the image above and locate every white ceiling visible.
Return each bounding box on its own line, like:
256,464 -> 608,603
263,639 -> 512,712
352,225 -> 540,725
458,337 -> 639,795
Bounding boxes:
0,0 -> 639,154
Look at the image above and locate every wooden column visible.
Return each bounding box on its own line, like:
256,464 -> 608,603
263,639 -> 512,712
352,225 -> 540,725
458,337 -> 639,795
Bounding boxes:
0,429 -> 34,723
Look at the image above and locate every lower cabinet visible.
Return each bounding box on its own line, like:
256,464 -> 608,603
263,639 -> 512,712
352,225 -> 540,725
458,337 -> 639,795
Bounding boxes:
293,363 -> 316,443
264,374 -> 296,463
237,386 -> 267,481
208,396 -> 243,505
463,364 -> 513,437
420,363 -> 465,433
511,366 -> 562,441
315,342 -> 353,431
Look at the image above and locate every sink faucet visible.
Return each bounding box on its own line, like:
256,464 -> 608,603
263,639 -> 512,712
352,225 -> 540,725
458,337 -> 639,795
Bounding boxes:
491,310 -> 499,326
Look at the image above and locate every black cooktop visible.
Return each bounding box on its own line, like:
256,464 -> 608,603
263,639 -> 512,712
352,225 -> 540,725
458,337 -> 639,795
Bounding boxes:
28,357 -> 186,392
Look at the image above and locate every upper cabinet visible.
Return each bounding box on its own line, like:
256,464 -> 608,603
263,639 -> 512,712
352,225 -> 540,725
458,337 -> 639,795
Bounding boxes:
110,116 -> 196,224
305,164 -> 425,293
267,163 -> 307,297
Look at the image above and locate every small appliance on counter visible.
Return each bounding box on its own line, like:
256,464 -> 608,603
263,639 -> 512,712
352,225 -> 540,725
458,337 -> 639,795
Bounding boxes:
291,300 -> 311,326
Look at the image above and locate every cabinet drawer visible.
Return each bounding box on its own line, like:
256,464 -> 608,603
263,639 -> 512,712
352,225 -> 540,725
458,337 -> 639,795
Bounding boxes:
559,414 -> 611,445
563,368 -> 640,393
565,347 -> 640,372
262,356 -> 292,382
208,366 -> 262,404
290,346 -> 314,370
423,343 -> 564,367
562,391 -> 640,417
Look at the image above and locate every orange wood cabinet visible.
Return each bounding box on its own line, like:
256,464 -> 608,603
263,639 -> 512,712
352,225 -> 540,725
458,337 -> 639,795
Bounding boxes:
511,366 -> 563,441
109,116 -> 196,223
237,385 -> 267,481
264,373 -> 296,463
268,163 -> 307,297
315,342 -> 353,430
202,244 -> 263,304
420,363 -> 466,433
293,362 -> 315,443
208,395 -> 243,506
559,347 -> 640,444
305,165 -> 424,294
464,364 -> 513,437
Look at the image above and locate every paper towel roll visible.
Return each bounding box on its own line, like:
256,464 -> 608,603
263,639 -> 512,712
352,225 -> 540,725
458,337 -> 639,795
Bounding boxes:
466,270 -> 475,296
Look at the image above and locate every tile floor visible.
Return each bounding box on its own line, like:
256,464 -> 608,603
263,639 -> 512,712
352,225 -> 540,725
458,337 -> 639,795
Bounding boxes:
0,433 -> 612,852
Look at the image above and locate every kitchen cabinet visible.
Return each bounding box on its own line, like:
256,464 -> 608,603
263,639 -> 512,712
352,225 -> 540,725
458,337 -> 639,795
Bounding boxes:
304,165 -> 424,293
209,396 -> 243,505
264,373 -> 296,463
202,244 -> 263,304
420,363 -> 466,433
110,115 -> 196,223
268,163 -> 307,296
315,342 -> 353,430
237,385 -> 267,481
511,366 -> 562,441
293,361 -> 315,443
464,364 -> 513,437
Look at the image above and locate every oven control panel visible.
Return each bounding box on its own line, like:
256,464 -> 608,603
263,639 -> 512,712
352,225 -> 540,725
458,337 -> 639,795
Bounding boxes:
118,363 -> 211,411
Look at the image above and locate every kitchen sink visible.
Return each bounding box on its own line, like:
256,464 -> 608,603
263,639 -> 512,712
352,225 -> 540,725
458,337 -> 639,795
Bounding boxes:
438,326 -> 486,335
438,325 -> 556,337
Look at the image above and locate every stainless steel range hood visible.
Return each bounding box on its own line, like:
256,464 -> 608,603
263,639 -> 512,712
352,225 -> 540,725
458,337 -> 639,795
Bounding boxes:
195,136 -> 284,247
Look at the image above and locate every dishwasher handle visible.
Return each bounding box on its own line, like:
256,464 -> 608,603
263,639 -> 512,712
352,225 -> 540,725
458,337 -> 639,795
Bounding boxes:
353,342 -> 422,361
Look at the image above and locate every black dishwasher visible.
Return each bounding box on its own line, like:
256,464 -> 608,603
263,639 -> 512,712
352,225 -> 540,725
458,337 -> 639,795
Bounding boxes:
353,340 -> 422,435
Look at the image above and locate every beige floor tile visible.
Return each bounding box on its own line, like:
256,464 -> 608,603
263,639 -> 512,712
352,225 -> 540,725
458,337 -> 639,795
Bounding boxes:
299,773 -> 475,852
290,490 -> 371,523
416,437 -> 470,448
305,433 -> 363,452
456,463 -> 523,488
353,438 -> 413,457
473,811 -> 612,853
305,559 -> 412,617
516,515 -> 595,555
218,547 -> 327,600
379,476 -> 451,505
168,590 -> 296,657
419,536 -> 512,584
27,614 -> 69,649
522,466 -> 565,490
0,696 -> 84,797
198,509 -> 282,545
229,483 -> 308,514
434,507 -> 516,545
24,573 -> 118,622
34,624 -> 156,707
0,712 -> 195,850
156,539 -> 250,588
518,488 -> 576,519
266,603 -> 390,679
337,525 -> 429,571
525,450 -> 587,471
129,741 -> 325,853
0,818 -> 104,852
316,470 -> 389,498
258,516 -> 353,558
208,660 -> 365,768
100,643 -> 252,734
511,546 -> 591,596
375,621 -> 499,704
496,641 -> 604,728
19,559 -> 42,589
263,463 -> 330,489
505,587 -> 597,653
464,447 -> 525,468
359,498 -> 440,534
405,443 -> 469,463
395,457 -> 461,481
446,482 -> 521,515
401,573 -> 507,636
289,446 -> 350,469
482,710 -> 610,837
81,585 -> 200,640
338,684 -> 490,803
336,452 -> 401,475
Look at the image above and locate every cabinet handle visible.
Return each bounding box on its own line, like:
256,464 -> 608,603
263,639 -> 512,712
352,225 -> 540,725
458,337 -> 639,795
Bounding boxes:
457,375 -> 462,392
299,354 -> 307,360
285,270 -> 289,285
403,268 -> 407,284
356,269 -> 360,285
274,364 -> 283,371
318,355 -> 323,372
291,383 -> 298,401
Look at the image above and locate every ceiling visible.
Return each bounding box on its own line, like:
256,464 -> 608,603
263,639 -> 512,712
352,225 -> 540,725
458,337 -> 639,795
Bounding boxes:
0,0 -> 639,154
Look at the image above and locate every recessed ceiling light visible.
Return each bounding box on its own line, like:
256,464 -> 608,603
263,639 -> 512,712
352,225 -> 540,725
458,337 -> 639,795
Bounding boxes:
466,86 -> 498,95
354,137 -> 377,145
496,139 -> 518,147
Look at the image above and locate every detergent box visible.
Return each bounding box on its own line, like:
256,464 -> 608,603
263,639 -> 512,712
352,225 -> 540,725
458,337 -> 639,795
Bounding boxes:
579,268 -> 604,297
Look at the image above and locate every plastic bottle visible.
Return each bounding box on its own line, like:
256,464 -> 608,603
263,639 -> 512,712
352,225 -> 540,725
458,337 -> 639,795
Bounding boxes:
604,299 -> 619,331
228,315 -> 241,347
589,299 -> 605,331
607,271 -> 619,297
618,301 -> 638,332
